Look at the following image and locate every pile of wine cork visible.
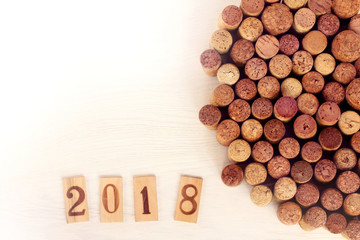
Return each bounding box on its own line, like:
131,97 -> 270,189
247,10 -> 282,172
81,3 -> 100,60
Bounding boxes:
199,0 -> 360,239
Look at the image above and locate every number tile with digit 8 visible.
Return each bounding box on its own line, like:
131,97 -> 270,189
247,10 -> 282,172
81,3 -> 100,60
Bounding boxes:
133,175 -> 158,222
62,176 -> 89,224
100,177 -> 123,223
174,175 -> 203,223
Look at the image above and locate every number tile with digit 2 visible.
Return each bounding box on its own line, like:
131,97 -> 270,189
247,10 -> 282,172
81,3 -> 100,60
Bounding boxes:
62,176 -> 89,224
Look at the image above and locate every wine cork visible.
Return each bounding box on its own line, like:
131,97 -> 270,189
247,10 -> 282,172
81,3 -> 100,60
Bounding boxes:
261,3 -> 293,36
284,0 -> 307,10
295,183 -> 320,207
216,119 -> 241,146
241,119 -> 263,142
297,93 -> 319,116
251,97 -> 273,120
344,193 -> 360,216
199,104 -> 222,130
210,84 -> 235,107
252,140 -> 274,163
345,220 -> 360,240
218,5 -> 243,31
279,137 -> 300,159
269,54 -> 292,79
346,78 -> 360,111
302,31 -> 327,55
244,162 -> 267,185
292,51 -> 314,75
316,102 -> 341,126
314,159 -> 337,183
267,155 -> 291,179
294,114 -> 317,139
255,35 -> 279,60
240,0 -> 265,17
308,0 -> 332,15
332,30 -> 360,62
333,63 -> 356,85
217,63 -> 240,85
264,119 -> 286,144
221,164 -> 244,187
302,71 -> 325,94
250,185 -> 273,207
349,14 -> 360,35
274,177 -> 297,202
274,96 -> 298,122
299,206 -> 327,231
238,17 -> 263,42
279,34 -> 300,56
281,78 -> 303,99
235,78 -> 257,101
334,148 -> 357,170
291,161 -> 313,184
356,59 -> 360,77
321,188 -> 344,211
301,141 -> 323,163
244,57 -> 267,80
325,213 -> 347,234
332,0 -> 360,19
277,201 -> 302,225
318,127 -> 343,151
228,99 -> 251,123
210,29 -> 233,54
322,82 -> 345,105
227,139 -> 251,162
317,13 -> 340,36
230,39 -> 255,66
293,8 -> 316,34
257,76 -> 280,100
351,131 -> 360,153
339,111 -> 360,135
336,171 -> 360,194
200,49 -> 222,76
314,53 -> 336,76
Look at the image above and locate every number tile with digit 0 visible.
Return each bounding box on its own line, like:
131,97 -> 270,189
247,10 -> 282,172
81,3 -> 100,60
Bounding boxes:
62,175 -> 203,224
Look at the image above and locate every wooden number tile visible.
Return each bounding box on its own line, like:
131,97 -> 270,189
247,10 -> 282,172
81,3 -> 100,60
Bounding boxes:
62,176 -> 89,223
174,175 -> 203,223
133,176 -> 158,222
100,177 -> 123,223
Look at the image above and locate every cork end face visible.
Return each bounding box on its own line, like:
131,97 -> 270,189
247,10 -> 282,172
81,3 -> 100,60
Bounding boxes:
314,159 -> 337,183
199,104 -> 222,129
332,30 -> 360,62
261,3 -> 293,36
318,127 -> 343,151
346,78 -> 360,111
279,34 -> 299,56
221,5 -> 243,27
274,96 -> 298,121
221,164 -> 244,187
326,213 -> 347,234
332,0 -> 360,19
318,13 -> 340,36
277,201 -> 302,225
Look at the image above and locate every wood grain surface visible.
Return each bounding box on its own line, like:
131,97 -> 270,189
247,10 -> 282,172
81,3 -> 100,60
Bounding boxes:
0,0 -> 345,239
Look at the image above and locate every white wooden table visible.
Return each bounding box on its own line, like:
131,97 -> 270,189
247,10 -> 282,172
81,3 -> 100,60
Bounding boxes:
0,0 -> 344,239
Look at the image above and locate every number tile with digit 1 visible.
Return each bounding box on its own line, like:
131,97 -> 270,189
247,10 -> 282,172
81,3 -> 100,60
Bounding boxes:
133,175 -> 158,222
62,176 -> 90,224
100,177 -> 123,223
174,175 -> 203,223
